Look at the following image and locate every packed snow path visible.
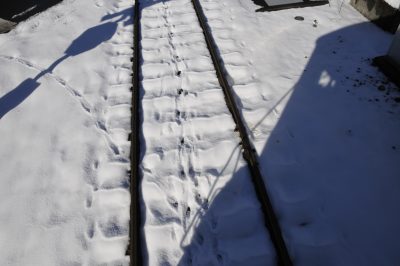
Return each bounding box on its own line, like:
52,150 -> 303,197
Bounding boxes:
138,0 -> 277,265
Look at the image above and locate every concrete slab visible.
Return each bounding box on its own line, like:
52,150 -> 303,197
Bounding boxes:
351,0 -> 400,33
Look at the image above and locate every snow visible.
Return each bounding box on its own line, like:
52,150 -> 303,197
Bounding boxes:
1,0 -> 400,265
0,0 -> 132,265
139,0 -> 274,264
200,0 -> 400,265
384,0 -> 400,8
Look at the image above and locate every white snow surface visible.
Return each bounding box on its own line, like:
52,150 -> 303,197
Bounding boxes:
199,0 -> 400,265
384,0 -> 400,8
0,0 -> 133,265
139,0 -> 400,265
139,0 -> 273,265
1,0 -> 400,265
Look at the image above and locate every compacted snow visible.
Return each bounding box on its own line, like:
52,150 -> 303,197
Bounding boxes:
1,0 -> 400,265
0,0 -> 133,265
139,0 -> 274,265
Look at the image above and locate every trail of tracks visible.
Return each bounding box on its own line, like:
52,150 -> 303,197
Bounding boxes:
130,0 -> 292,265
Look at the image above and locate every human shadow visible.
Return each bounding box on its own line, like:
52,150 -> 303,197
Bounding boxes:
254,22 -> 400,265
176,161 -> 277,265
0,7 -> 132,119
177,21 -> 400,265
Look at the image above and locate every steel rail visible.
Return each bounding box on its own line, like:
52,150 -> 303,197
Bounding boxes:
130,0 -> 142,265
130,0 -> 293,265
190,0 -> 293,265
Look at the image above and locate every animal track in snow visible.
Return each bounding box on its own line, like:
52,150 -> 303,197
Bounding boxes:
0,55 -> 93,114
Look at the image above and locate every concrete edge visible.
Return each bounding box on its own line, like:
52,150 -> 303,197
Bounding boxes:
351,0 -> 400,33
0,18 -> 17,34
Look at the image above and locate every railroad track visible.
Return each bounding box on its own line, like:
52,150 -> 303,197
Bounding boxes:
130,0 -> 292,265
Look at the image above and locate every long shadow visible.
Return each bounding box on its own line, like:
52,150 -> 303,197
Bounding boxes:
177,21 -> 400,265
177,164 -> 277,265
0,8 -> 132,119
255,22 -> 400,265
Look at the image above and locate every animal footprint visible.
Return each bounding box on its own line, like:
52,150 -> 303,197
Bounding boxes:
100,217 -> 128,238
95,0 -> 104,7
87,220 -> 95,239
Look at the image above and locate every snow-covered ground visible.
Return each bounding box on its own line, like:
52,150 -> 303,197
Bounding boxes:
384,0 -> 400,8
199,0 -> 400,265
139,0 -> 274,265
0,0 -> 132,265
1,0 -> 400,265
140,0 -> 400,264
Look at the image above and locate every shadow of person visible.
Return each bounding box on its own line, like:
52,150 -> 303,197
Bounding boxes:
176,164 -> 276,266
0,7 -> 132,119
0,78 -> 41,119
175,21 -> 400,265
253,22 -> 400,265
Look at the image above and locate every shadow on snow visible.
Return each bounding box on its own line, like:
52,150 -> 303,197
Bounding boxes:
2,1 -> 400,265
175,21 -> 400,266
0,8 -> 132,119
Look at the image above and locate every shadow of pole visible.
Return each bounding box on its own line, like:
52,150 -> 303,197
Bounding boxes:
0,8 -> 132,119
